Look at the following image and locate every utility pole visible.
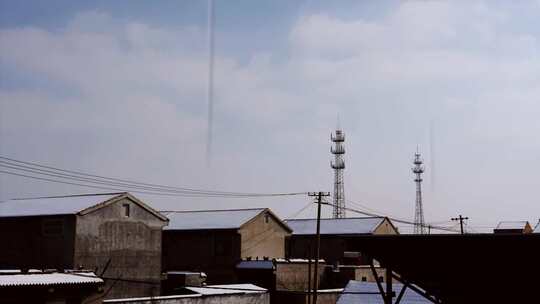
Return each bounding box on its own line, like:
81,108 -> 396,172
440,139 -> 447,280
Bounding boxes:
451,215 -> 469,234
308,191 -> 330,304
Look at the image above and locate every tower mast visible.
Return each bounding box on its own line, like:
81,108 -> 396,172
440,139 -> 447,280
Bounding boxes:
331,128 -> 346,218
412,148 -> 426,234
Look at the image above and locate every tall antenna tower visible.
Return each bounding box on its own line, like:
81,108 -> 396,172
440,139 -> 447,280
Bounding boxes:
412,148 -> 426,234
331,128 -> 346,218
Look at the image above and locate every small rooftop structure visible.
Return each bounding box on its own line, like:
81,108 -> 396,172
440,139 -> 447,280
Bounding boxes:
337,280 -> 430,304
163,208 -> 291,232
285,217 -> 397,235
493,221 -> 533,234
0,192 -> 167,221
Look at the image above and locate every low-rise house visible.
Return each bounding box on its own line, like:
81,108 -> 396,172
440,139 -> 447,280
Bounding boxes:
285,217 -> 398,266
103,284 -> 269,304
0,270 -> 104,304
0,192 -> 169,299
337,280 -> 431,304
493,221 -> 533,234
162,208 -> 292,284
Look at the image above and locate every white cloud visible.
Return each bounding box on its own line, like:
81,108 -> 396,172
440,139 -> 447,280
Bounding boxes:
1,3 -> 540,227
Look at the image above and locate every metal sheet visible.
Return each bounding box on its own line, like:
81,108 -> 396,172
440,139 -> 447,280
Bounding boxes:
163,208 -> 265,230
285,217 -> 384,235
0,193 -> 121,218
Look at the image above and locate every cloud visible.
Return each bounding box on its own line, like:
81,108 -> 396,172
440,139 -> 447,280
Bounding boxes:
1,3 -> 540,227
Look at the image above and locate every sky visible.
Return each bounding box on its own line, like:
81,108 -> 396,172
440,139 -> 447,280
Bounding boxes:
1,0 -> 539,233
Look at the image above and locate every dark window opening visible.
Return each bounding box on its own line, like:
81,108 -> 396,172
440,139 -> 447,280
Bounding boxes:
264,213 -> 270,223
361,276 -> 367,282
123,204 -> 130,217
379,276 -> 384,282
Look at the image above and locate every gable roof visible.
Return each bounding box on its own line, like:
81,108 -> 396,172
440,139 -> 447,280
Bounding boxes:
163,208 -> 291,232
285,217 -> 387,235
337,281 -> 430,304
534,221 -> 540,233
494,221 -> 531,231
0,192 -> 168,221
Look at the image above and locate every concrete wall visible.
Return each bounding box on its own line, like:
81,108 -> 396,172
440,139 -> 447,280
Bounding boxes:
104,293 -> 269,304
239,211 -> 291,259
162,230 -> 241,284
0,215 -> 76,270
74,197 -> 167,299
275,262 -> 325,291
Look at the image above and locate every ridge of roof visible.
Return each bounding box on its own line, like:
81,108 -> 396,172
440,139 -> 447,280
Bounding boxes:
10,192 -> 126,201
160,207 -> 266,214
285,216 -> 384,221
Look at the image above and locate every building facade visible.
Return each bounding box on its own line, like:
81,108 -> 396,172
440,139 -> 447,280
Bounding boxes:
162,208 -> 291,284
0,192 -> 168,299
285,217 -> 398,266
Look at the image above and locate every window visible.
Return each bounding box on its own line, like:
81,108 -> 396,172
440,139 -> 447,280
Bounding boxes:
361,276 -> 367,282
123,204 -> 130,217
379,276 -> 384,282
42,219 -> 64,237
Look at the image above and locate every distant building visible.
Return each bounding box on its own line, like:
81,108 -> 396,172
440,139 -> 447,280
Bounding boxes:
0,270 -> 104,303
534,220 -> 540,233
162,208 -> 292,284
104,283 -> 269,304
285,217 -> 398,266
493,221 -> 533,234
0,192 -> 169,299
337,280 -> 431,304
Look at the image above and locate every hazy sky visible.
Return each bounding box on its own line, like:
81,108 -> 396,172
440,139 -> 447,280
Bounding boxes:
1,0 -> 539,232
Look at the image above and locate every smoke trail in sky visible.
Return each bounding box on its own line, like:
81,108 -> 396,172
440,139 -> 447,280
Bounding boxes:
206,0 -> 215,166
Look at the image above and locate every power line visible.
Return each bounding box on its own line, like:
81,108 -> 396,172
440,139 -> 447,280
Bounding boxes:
0,156 -> 307,198
322,201 -> 459,233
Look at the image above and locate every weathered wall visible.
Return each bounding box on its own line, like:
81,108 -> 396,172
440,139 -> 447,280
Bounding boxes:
373,218 -> 399,235
162,230 -> 241,284
74,197 -> 166,299
103,293 -> 270,304
239,212 -> 290,259
275,262 -> 325,291
0,215 -> 76,270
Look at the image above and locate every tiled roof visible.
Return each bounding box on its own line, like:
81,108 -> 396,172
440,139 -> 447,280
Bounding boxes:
285,217 -> 385,235
0,193 -> 123,217
163,208 -> 266,230
0,271 -> 103,287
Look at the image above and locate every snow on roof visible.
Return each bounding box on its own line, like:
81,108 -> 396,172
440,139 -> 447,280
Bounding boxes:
185,284 -> 267,295
534,221 -> 540,233
495,221 -> 529,230
0,193 -> 123,218
337,281 -> 430,304
0,271 -> 103,287
163,208 -> 265,231
285,217 -> 385,235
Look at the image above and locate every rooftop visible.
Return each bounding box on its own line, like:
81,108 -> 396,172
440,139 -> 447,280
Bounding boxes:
0,271 -> 103,287
0,192 -> 167,221
337,281 -> 430,304
494,221 -> 530,230
163,208 -> 266,231
285,217 -> 386,235
534,221 -> 540,233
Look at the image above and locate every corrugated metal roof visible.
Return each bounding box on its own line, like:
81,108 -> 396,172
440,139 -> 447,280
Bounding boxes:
0,193 -> 122,218
185,284 -> 267,295
337,281 -> 430,304
0,272 -> 103,287
285,217 -> 385,235
163,208 -> 265,231
495,221 -> 529,230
